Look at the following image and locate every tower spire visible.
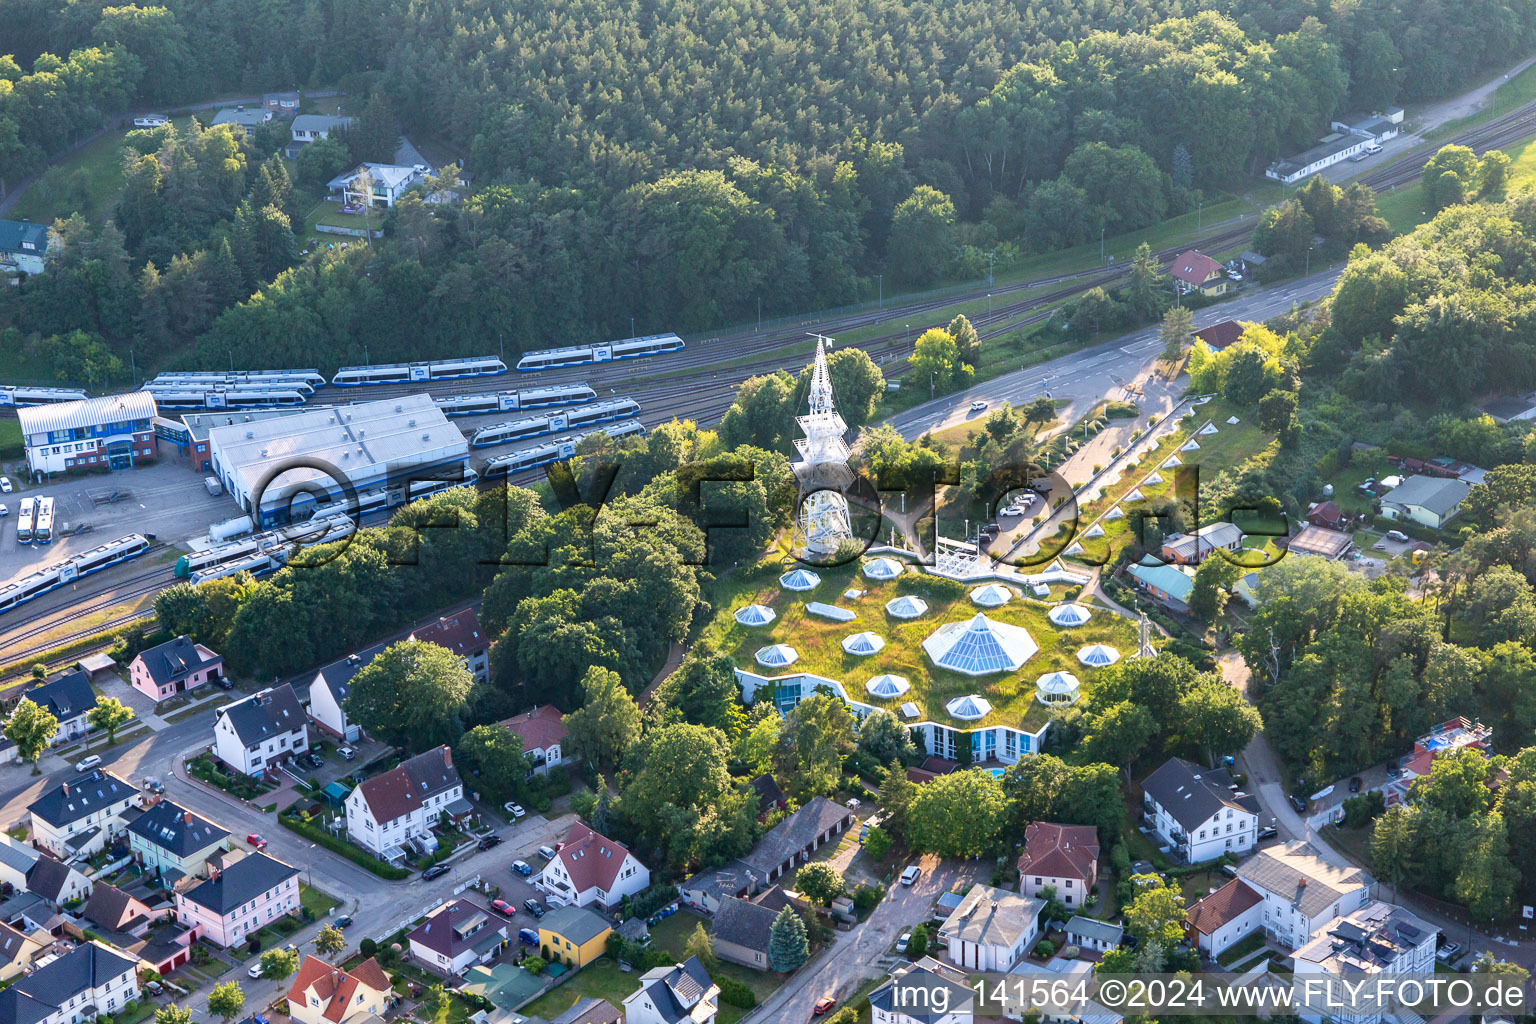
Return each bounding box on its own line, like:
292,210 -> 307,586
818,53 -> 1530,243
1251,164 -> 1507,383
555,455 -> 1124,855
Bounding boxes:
792,335 -> 854,558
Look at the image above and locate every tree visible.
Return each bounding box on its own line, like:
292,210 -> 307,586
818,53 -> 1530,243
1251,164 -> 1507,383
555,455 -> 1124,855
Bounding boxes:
86,696 -> 134,744
824,347 -> 885,428
1478,150 -> 1511,197
1189,556 -> 1241,620
1369,805 -> 1419,888
907,923 -> 928,958
1022,396 -> 1057,431
1452,812 -> 1517,919
1159,305 -> 1194,362
207,982 -> 245,1024
455,725 -> 531,802
906,769 -> 1007,858
775,693 -> 855,799
908,328 -> 973,397
647,649 -> 746,737
768,906 -> 810,971
155,1007 -> 194,1024
1178,679 -> 1262,765
315,923 -> 346,959
794,862 -> 845,906
344,640 -> 473,752
1471,951 -> 1530,983
685,921 -> 718,973
1222,346 -> 1273,407
4,699 -> 58,774
863,825 -> 892,860
259,947 -> 300,981
858,708 -> 917,765
1121,876 -> 1186,969
947,314 -> 980,366
563,665 -> 642,770
296,136 -> 352,190
1079,701 -> 1156,773
1256,388 -> 1298,436
623,723 -> 755,871
887,185 -> 956,286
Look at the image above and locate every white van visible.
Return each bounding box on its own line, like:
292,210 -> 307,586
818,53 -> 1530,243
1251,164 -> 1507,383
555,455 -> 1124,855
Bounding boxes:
1366,143 -> 1383,155
900,865 -> 921,886
133,115 -> 169,128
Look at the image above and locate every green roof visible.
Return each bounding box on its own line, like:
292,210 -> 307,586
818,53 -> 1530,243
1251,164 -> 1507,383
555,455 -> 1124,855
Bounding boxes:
460,963 -> 543,1007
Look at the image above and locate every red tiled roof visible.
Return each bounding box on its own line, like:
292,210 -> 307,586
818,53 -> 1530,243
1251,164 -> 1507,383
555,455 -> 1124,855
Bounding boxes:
556,822 -> 637,894
352,746 -> 460,824
1016,822 -> 1099,881
1172,250 -> 1224,286
1308,501 -> 1343,526
1186,878 -> 1263,935
286,955 -> 390,1023
906,768 -> 940,785
411,610 -> 487,659
500,705 -> 567,752
1194,319 -> 1246,351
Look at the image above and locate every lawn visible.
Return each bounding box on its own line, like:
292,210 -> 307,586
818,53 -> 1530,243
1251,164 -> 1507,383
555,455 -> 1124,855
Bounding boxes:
518,960 -> 637,1021
301,883 -> 341,918
717,557 -> 1139,733
0,420 -> 22,461
646,910 -> 781,1024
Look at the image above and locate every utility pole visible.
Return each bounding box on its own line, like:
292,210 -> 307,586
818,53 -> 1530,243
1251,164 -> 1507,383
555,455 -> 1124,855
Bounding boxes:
757,297 -> 761,333
876,274 -> 882,309
987,251 -> 995,286
497,331 -> 504,363
988,293 -> 992,315
129,350 -> 136,386
1306,246 -> 1313,276
1101,227 -> 1106,264
1198,199 -> 1203,230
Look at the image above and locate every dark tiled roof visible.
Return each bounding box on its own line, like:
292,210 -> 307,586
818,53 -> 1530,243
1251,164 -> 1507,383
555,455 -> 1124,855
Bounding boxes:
551,997 -> 622,1024
23,857 -> 75,904
540,905 -> 611,946
21,672 -> 95,722
0,220 -> 49,257
1194,320 -> 1246,352
634,958 -> 714,1024
710,896 -> 776,954
750,774 -> 786,814
311,644 -> 386,707
6,942 -> 137,1021
135,636 -> 219,686
218,683 -> 305,746
180,852 -> 298,914
1017,822 -> 1099,881
128,800 -> 230,857
82,884 -> 138,930
1186,878 -> 1263,935
407,899 -> 503,958
411,610 -> 488,659
0,923 -> 36,969
28,770 -> 134,828
742,796 -> 853,876
352,746 -> 461,824
1143,758 -> 1253,831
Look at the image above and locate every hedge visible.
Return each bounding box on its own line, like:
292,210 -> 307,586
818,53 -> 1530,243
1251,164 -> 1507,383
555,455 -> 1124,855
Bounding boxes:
278,812 -> 411,880
717,977 -> 756,1009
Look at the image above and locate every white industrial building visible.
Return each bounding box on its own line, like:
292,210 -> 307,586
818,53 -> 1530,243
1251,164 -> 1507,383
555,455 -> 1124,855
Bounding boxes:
207,394 -> 469,526
19,392 -> 160,477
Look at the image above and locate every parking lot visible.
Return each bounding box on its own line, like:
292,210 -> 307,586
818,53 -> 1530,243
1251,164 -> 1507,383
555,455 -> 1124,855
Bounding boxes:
0,458 -> 233,584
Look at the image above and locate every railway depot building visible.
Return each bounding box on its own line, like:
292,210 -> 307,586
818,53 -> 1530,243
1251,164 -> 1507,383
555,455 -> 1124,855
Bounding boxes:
19,391 -> 159,478
207,394 -> 470,526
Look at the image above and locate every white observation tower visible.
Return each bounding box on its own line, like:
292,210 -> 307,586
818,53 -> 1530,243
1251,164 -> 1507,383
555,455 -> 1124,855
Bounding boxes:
792,335 -> 855,558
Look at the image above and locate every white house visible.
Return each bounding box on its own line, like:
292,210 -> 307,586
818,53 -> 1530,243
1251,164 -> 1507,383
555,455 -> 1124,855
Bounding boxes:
306,647 -> 381,741
1015,822 -> 1098,908
0,941 -> 140,1024
287,114 -> 356,156
1186,878 -> 1265,958
14,672 -> 96,745
623,957 -> 720,1024
212,683 -> 308,776
869,958 -> 974,1024
0,219 -> 52,276
1236,841 -> 1374,950
1141,757 -> 1258,863
27,770 -> 137,859
938,884 -> 1040,972
538,822 -> 650,913
327,163 -> 425,208
1378,474 -> 1470,530
499,705 -> 566,777
344,746 -> 468,863
1292,902 -> 1436,1024
410,610 -> 490,684
406,900 -> 507,977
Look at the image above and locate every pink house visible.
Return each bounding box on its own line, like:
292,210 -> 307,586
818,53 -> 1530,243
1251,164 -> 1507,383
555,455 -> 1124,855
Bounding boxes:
174,851 -> 299,947
129,636 -> 224,702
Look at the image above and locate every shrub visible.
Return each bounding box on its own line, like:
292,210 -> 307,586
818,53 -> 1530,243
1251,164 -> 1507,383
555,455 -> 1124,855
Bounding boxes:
624,883 -> 680,920
717,977 -> 757,1009
852,884 -> 882,914
1036,939 -> 1056,958
278,812 -> 410,880
522,957 -> 546,975
360,938 -> 377,958
1104,401 -> 1139,418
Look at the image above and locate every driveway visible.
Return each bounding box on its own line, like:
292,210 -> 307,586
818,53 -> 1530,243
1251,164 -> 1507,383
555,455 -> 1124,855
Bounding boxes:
740,855 -> 991,1024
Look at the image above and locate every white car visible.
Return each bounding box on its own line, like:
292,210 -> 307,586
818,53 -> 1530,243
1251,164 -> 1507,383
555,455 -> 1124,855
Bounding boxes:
0,478 -> 11,493
999,506 -> 1025,517
74,755 -> 102,773
0,504 -> 7,517
968,400 -> 988,412
503,802 -> 526,819
247,963 -> 263,979
1384,530 -> 1409,543
897,932 -> 911,953
900,865 -> 921,886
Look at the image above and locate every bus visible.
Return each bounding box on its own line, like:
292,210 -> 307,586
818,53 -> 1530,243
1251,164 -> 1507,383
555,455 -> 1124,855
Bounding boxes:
15,498 -> 34,544
34,496 -> 54,544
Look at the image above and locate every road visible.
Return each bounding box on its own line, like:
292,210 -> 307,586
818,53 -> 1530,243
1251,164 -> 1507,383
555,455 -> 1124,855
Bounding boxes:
886,268 -> 1344,443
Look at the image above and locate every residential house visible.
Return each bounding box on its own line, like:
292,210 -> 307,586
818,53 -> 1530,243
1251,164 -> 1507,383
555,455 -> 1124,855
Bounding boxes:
126,799 -> 230,881
129,636 -> 224,702
1480,394 -> 1536,424
938,883 -> 1041,972
750,775 -> 788,821
174,851 -> 300,947
15,672 -> 96,745
1065,915 -> 1122,953
327,163 -> 425,208
263,92 -> 301,115
1185,878 -> 1265,957
212,683 -> 309,776
286,955 -> 392,1024
24,856 -> 90,907
0,219 -> 51,276
1266,133 -> 1371,183
0,921 -> 48,980
407,899 -> 508,977
458,962 -> 544,1009
537,905 -> 612,969
307,647 -> 381,741
1171,251 -> 1229,297
1193,320 -> 1246,355
1125,562 -> 1195,613
27,770 -> 137,859
869,958 -> 974,1024
1291,902 -> 1436,1024
209,106 -> 272,135
1160,522 -> 1244,566
709,895 -> 778,969
550,999 -> 623,1024
679,796 -> 856,912
411,610 -> 490,684
499,706 -> 565,777
1286,525 -> 1354,560
538,822 -> 650,913
1236,841 -> 1374,951
0,835 -> 40,893
623,956 -> 720,1024
1378,474 -> 1471,529
1305,501 -> 1345,529
1141,757 -> 1259,863
78,883 -> 191,974
285,114 -> 356,158
0,940 -> 139,1024
1016,822 -> 1098,908
344,746 -> 468,863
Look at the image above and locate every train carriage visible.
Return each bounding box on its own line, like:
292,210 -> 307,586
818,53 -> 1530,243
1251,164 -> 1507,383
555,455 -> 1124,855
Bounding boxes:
0,534 -> 152,616
331,355 -> 507,386
515,333 -> 684,372
0,386 -> 90,407
144,385 -> 308,410
481,419 -> 646,475
151,369 -> 326,389
433,383 -> 597,417
469,398 -> 640,448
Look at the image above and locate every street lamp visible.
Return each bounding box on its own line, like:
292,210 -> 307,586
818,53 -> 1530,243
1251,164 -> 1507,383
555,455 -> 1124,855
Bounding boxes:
1100,227 -> 1106,264
1305,245 -> 1313,276
875,274 -> 883,309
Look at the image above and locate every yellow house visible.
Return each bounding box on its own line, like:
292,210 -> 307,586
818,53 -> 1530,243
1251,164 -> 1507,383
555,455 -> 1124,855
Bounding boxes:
538,905 -> 613,968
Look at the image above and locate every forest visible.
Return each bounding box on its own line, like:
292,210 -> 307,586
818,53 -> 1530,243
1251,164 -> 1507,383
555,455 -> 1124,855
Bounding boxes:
3,0 -> 1536,371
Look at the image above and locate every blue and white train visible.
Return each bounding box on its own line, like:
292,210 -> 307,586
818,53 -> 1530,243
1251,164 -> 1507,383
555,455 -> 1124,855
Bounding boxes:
482,420 -> 647,476
143,384 -> 309,410
0,386 -> 89,407
470,398 -> 641,448
150,369 -> 327,389
431,384 -> 598,417
515,333 -> 684,372
0,534 -> 152,616
331,355 -> 507,386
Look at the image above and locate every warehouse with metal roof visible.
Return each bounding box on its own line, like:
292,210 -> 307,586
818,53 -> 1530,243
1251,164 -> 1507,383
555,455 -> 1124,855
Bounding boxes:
207,394 -> 469,525
18,391 -> 159,477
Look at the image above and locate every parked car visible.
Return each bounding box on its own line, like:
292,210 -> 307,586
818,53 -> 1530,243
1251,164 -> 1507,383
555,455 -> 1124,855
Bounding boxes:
999,505 -> 1024,517
477,834 -> 503,851
338,746 -> 356,760
969,400 -> 988,412
523,899 -> 546,919
900,865 -> 921,886
1385,530 -> 1409,543
422,864 -> 450,880
246,833 -> 267,849
1348,777 -> 1362,793
896,932 -> 910,953
144,981 -> 164,996
491,899 -> 515,916
503,802 -> 526,819
248,963 -> 264,979
74,755 -> 102,773
814,996 -> 837,1016
1437,942 -> 1463,963
518,928 -> 540,946
304,752 -> 324,769
1257,826 -> 1278,841
335,915 -> 353,929
0,504 -> 8,518
512,860 -> 533,877
1288,795 -> 1307,813
0,478 -> 12,493
537,845 -> 557,861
